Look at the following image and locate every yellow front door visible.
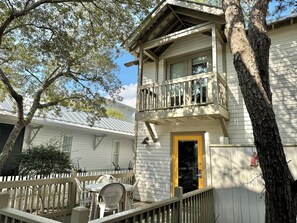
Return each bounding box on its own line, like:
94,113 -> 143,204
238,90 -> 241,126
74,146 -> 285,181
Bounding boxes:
172,133 -> 204,193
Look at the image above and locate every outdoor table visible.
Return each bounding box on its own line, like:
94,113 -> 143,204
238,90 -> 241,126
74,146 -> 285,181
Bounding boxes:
85,182 -> 133,220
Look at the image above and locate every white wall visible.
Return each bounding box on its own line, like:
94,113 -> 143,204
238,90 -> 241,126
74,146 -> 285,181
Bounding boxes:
135,22 -> 297,205
135,119 -> 224,202
226,23 -> 297,144
209,145 -> 297,223
23,125 -> 134,171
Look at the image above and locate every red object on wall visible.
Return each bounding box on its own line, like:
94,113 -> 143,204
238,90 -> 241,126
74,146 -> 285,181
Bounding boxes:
250,152 -> 259,167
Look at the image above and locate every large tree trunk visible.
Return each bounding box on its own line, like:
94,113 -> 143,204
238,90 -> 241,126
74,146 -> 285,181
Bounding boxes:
223,0 -> 296,222
0,121 -> 25,174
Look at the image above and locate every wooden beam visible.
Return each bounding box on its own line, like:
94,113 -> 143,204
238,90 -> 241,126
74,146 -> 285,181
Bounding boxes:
143,22 -> 214,50
219,118 -> 229,137
28,125 -> 43,144
167,0 -> 224,16
144,49 -> 159,61
173,7 -> 225,24
145,122 -> 158,143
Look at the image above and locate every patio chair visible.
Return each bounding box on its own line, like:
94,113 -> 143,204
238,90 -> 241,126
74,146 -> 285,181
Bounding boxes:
97,174 -> 116,183
74,178 -> 92,206
98,182 -> 126,218
126,179 -> 140,209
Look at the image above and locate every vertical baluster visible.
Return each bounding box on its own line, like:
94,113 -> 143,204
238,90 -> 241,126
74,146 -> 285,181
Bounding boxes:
57,183 -> 62,210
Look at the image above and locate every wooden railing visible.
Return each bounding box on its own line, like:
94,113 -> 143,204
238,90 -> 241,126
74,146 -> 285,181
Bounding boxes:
89,186 -> 215,223
0,185 -> 214,223
138,72 -> 227,112
0,171 -> 134,220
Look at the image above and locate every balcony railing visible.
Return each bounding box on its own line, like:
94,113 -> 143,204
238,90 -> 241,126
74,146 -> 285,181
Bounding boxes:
138,72 -> 227,117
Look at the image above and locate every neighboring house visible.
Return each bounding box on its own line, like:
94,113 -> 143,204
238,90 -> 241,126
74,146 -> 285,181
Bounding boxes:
124,1 -> 297,222
0,97 -> 135,175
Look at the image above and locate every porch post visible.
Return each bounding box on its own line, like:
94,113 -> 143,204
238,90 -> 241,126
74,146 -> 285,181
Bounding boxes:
211,24 -> 218,73
211,24 -> 218,105
174,187 -> 183,223
69,171 -> 77,209
136,46 -> 143,112
71,206 -> 89,223
0,192 -> 9,209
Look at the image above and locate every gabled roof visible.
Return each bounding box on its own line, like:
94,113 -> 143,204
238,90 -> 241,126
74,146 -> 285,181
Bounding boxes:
124,0 -> 224,55
0,97 -> 135,136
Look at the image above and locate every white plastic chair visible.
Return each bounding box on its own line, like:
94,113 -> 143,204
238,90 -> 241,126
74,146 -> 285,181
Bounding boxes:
98,182 -> 126,218
127,179 -> 140,209
74,178 -> 92,206
97,174 -> 116,183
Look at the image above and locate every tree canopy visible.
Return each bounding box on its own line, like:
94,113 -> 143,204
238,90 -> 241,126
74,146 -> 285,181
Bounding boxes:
0,0 -> 155,123
0,0 -> 157,172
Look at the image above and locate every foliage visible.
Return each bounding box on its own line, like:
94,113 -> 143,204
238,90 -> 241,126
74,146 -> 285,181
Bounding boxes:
106,108 -> 125,120
0,0 -> 157,172
0,0 -> 156,124
15,143 -> 72,176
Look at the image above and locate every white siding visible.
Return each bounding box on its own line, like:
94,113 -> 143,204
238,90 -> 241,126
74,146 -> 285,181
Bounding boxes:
226,23 -> 297,144
135,119 -> 225,202
209,145 -> 297,223
136,22 -> 297,208
23,125 -> 134,171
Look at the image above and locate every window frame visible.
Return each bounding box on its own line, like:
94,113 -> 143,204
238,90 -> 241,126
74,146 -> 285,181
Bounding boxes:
61,134 -> 73,154
112,140 -> 120,167
166,50 -> 212,81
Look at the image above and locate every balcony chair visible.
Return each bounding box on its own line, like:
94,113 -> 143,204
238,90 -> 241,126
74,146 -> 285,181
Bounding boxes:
98,182 -> 126,218
97,174 -> 116,183
127,179 -> 140,209
74,178 -> 92,207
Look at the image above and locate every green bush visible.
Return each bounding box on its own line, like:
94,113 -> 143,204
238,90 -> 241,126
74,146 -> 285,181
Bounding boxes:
16,144 -> 72,176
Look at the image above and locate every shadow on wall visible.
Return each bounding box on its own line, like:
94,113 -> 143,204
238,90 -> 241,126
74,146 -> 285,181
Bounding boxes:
214,187 -> 265,223
269,37 -> 297,144
210,146 -> 265,222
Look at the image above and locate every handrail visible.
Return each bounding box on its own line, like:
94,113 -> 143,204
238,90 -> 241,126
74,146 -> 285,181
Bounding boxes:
0,207 -> 60,223
0,171 -> 134,221
90,186 -> 215,223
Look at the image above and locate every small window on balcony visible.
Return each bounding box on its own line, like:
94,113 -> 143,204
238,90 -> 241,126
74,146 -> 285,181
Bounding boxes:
192,56 -> 208,75
166,50 -> 211,80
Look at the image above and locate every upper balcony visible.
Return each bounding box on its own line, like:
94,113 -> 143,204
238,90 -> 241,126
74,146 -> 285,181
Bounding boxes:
136,71 -> 229,124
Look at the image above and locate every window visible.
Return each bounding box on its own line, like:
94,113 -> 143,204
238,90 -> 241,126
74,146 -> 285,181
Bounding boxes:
166,50 -> 211,80
113,141 -> 120,168
166,51 -> 211,105
62,134 -> 73,153
192,56 -> 208,75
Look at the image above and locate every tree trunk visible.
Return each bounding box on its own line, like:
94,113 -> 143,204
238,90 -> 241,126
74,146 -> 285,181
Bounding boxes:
0,121 -> 25,174
223,0 -> 297,222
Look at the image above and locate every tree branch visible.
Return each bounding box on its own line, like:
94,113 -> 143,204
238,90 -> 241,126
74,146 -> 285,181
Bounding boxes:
25,68 -> 43,84
0,0 -> 93,44
4,23 -> 56,36
0,68 -> 24,121
38,96 -> 82,109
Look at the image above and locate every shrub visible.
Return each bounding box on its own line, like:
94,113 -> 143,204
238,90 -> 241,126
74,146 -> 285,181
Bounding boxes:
16,143 -> 72,176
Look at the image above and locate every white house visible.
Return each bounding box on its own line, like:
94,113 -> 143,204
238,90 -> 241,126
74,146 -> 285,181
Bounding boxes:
124,0 -> 297,222
0,97 -> 135,175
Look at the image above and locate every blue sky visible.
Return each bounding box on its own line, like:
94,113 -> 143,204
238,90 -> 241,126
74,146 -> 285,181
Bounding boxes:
114,51 -> 138,108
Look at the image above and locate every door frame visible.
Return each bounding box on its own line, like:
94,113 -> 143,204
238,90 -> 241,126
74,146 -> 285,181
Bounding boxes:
171,131 -> 205,194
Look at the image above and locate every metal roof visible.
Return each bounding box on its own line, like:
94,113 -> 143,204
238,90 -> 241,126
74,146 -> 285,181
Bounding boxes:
0,97 -> 135,135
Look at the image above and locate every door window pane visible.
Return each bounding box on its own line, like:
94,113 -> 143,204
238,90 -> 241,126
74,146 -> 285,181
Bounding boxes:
178,140 -> 198,193
170,62 -> 184,79
192,56 -> 208,74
